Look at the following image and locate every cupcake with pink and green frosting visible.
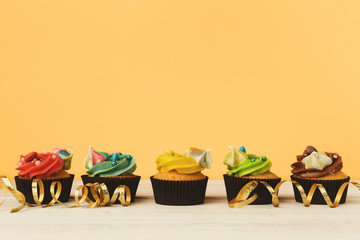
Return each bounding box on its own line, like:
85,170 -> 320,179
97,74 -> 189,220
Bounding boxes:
81,146 -> 141,203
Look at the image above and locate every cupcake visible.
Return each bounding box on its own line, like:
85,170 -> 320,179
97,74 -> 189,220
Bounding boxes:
151,148 -> 211,205
81,146 -> 140,203
15,148 -> 74,204
223,146 -> 281,204
291,145 -> 350,204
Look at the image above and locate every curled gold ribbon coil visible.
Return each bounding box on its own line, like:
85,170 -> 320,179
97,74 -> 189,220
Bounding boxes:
0,177 -> 28,212
0,176 -> 132,212
259,180 -> 287,207
228,180 -> 360,209
228,180 -> 286,208
228,181 -> 258,208
292,181 -> 360,208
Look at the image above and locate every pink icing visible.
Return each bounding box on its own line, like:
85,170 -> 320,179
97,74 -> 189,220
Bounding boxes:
90,148 -> 105,166
16,151 -> 64,179
52,148 -> 62,154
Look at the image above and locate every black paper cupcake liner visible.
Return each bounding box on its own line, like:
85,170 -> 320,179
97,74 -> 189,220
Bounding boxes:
291,175 -> 350,205
150,176 -> 208,205
14,174 -> 74,204
223,174 -> 282,205
81,175 -> 141,203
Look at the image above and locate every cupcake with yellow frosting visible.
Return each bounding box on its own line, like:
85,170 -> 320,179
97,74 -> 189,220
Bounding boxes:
223,146 -> 281,204
81,146 -> 141,203
151,148 -> 212,205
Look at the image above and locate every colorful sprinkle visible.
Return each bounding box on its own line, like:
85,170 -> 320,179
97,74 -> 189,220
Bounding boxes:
239,146 -> 246,153
112,154 -> 118,161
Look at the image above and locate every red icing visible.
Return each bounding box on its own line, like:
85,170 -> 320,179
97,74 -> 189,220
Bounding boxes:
16,151 -> 64,179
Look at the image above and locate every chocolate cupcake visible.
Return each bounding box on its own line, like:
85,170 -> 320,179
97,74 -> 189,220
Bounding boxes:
151,148 -> 211,205
291,146 -> 350,205
223,146 -> 281,205
81,146 -> 140,203
15,148 -> 74,204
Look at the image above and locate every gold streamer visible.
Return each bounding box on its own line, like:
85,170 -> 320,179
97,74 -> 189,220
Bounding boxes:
259,180 -> 287,207
228,181 -> 259,208
228,180 -> 360,209
291,181 -> 360,208
50,181 -> 130,207
0,177 -> 29,212
0,176 -> 131,212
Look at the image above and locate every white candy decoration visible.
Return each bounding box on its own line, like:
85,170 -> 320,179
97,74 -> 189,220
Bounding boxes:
302,151 -> 332,170
17,162 -> 23,166
186,149 -> 212,168
52,155 -> 56,159
35,160 -> 41,166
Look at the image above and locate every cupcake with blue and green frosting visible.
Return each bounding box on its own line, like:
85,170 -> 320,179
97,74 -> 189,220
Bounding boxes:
81,146 -> 141,203
223,146 -> 281,204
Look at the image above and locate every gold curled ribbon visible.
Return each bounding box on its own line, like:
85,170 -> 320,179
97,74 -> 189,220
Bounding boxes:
0,176 -> 131,212
228,180 -> 286,208
291,181 -> 360,208
228,181 -> 259,208
228,180 -> 360,208
33,181 -> 131,208
0,177 -> 30,213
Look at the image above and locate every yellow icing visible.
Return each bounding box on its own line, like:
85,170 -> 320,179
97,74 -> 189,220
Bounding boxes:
156,149 -> 205,174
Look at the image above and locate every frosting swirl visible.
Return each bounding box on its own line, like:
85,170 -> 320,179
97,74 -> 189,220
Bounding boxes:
291,146 -> 343,178
16,148 -> 73,179
85,146 -> 136,177
224,146 -> 272,177
156,148 -> 212,174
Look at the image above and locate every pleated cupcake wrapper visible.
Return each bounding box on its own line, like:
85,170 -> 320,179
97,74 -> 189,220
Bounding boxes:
223,174 -> 282,205
81,175 -> 141,203
14,174 -> 74,204
150,176 -> 208,206
291,175 -> 350,205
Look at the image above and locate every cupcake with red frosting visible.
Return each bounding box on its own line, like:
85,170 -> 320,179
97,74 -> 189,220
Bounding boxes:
15,148 -> 74,204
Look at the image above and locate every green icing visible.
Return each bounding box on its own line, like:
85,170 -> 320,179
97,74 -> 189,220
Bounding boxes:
227,154 -> 272,177
86,155 -> 136,177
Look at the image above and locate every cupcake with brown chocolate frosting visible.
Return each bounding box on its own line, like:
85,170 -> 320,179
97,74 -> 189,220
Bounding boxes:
291,146 -> 350,204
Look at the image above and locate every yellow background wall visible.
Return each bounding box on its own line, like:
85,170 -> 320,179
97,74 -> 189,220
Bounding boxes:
1,1 -> 360,180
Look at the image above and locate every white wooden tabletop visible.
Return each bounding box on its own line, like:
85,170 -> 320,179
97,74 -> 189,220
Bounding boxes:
1,180 -> 360,240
